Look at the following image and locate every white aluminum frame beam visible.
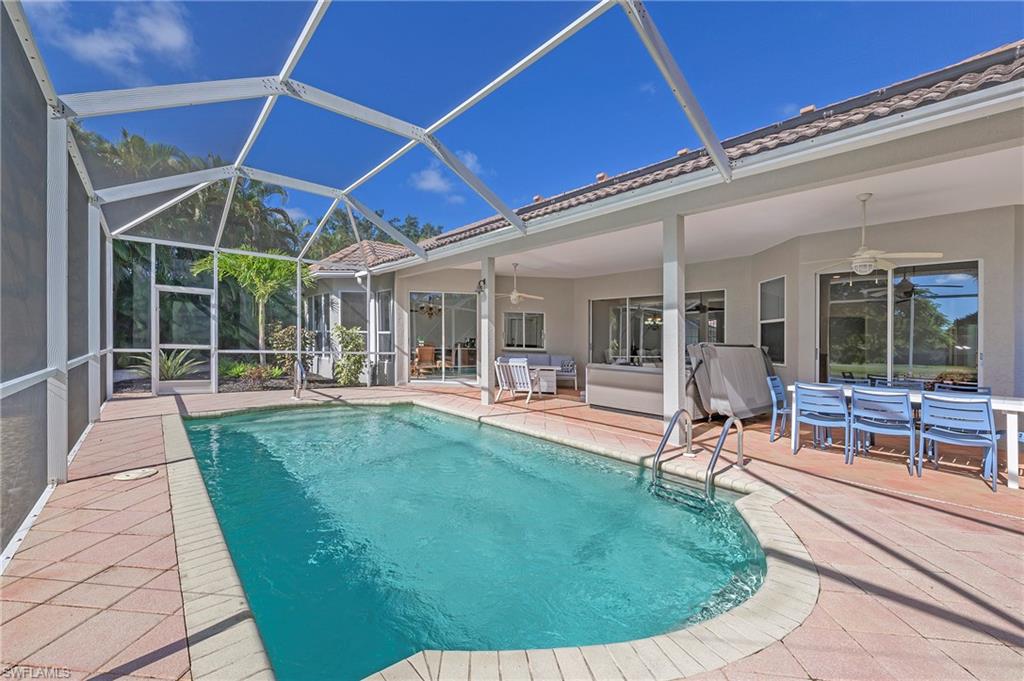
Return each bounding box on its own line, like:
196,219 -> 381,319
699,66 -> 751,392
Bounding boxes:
4,1 -> 63,112
343,0 -> 617,194
423,135 -> 527,233
215,0 -> 331,249
619,0 -> 732,181
110,181 -> 217,236
59,77 -> 285,118
285,80 -> 425,140
342,194 -> 426,259
237,166 -> 341,199
46,117 -> 69,484
95,166 -> 234,204
297,197 -> 341,259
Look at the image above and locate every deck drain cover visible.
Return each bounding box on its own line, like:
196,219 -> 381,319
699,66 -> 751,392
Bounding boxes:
112,468 -> 158,481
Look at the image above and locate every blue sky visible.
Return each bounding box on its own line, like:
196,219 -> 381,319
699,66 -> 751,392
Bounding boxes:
27,1 -> 1024,235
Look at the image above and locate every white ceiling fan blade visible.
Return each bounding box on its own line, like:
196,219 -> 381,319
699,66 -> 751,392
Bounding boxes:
495,293 -> 513,298
881,252 -> 943,259
875,259 -> 897,270
517,293 -> 545,301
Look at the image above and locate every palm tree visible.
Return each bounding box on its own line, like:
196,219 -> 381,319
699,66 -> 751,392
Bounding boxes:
224,179 -> 304,252
192,252 -> 312,363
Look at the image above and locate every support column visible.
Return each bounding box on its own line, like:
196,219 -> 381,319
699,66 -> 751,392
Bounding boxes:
46,117 -> 69,483
87,203 -> 101,421
662,214 -> 685,444
480,257 -> 496,405
105,237 -> 114,400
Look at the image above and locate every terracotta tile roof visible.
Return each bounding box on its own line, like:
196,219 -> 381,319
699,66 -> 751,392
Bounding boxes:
364,40 -> 1024,267
311,240 -> 410,272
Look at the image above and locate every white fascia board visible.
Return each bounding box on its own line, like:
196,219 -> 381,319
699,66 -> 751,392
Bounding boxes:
285,80 -> 425,141
297,197 -> 341,259
59,77 -> 285,118
423,136 -> 527,233
110,181 -> 216,236
619,0 -> 732,182
95,166 -> 235,204
342,194 -> 426,259
237,166 -> 343,199
343,0 -> 615,195
371,82 -> 1024,274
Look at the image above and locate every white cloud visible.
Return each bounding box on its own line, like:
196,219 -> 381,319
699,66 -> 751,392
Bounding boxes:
284,207 -> 310,224
26,1 -> 196,85
456,150 -> 483,175
410,160 -> 455,194
638,81 -> 657,95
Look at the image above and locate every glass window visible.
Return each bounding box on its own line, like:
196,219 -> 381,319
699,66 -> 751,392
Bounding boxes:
589,296 -> 663,366
893,262 -> 979,383
376,290 -> 393,354
338,291 -> 367,330
759,277 -> 786,364
305,293 -> 330,352
410,292 -> 443,379
158,292 -> 211,346
818,272 -> 888,381
685,290 -> 726,347
503,312 -> 545,350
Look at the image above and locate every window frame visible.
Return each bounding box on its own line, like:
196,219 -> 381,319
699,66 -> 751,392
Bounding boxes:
502,310 -> 546,351
685,288 -> 727,346
587,295 -> 664,366
758,275 -> 786,366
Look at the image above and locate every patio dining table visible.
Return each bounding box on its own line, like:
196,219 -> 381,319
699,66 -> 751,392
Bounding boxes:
787,384 -> 1024,490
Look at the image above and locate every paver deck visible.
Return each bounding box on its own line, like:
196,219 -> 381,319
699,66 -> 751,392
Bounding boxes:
2,385 -> 1021,680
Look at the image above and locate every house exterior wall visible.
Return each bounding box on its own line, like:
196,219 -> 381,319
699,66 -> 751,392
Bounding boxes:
386,205 -> 1022,399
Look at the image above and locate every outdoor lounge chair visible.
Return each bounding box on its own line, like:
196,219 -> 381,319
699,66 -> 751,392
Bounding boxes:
918,393 -> 1001,492
495,358 -> 538,403
850,386 -> 915,472
766,375 -> 791,442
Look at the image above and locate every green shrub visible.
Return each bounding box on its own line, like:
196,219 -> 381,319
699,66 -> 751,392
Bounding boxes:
332,325 -> 366,386
267,322 -> 316,372
240,364 -> 286,390
128,350 -> 204,380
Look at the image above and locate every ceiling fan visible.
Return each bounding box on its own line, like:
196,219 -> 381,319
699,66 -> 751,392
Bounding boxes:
496,263 -> 544,305
804,193 -> 942,275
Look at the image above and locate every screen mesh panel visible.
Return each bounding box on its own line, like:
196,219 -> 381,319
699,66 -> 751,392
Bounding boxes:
67,363 -> 89,452
1,8 -> 48,382
0,384 -> 47,548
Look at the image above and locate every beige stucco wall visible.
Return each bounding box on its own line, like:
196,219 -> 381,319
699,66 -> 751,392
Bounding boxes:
384,205 -> 1022,397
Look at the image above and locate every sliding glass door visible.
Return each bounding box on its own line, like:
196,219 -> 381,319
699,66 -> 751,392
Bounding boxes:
818,261 -> 980,384
409,292 -> 478,382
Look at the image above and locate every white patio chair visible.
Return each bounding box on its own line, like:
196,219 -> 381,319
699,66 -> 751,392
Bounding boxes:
494,359 -> 513,402
507,359 -> 538,404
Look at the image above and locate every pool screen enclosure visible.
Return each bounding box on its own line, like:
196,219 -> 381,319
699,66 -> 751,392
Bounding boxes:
0,0 -> 733,542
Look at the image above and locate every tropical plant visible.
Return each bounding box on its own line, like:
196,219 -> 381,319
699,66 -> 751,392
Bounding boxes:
192,253 -> 312,363
267,323 -> 316,372
332,325 -> 366,386
127,350 -> 204,380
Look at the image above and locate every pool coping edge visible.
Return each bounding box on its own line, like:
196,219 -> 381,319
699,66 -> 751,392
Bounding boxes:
162,414 -> 276,681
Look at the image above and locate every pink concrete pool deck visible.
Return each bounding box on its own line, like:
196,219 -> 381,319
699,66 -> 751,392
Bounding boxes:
1,385 -> 1022,681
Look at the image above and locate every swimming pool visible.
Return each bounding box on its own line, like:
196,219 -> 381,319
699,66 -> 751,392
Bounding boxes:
185,405 -> 765,679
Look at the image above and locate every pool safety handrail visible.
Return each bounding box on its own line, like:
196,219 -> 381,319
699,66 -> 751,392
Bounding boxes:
651,406 -> 694,484
703,416 -> 744,500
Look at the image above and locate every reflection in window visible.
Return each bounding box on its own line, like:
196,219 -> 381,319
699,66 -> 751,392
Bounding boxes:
685,290 -> 726,346
305,293 -> 330,351
893,262 -> 978,382
589,297 -> 662,366
503,311 -> 544,350
759,277 -> 785,364
113,240 -> 151,349
819,272 -> 888,381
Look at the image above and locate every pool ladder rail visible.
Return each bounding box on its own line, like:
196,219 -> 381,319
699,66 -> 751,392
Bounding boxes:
650,408 -> 746,502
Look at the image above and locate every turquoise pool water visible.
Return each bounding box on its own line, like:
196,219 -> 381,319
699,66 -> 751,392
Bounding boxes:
185,405 -> 764,680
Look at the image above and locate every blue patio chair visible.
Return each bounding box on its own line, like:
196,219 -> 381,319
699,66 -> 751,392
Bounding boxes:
917,394 -> 1000,492
793,383 -> 851,461
876,378 -> 927,391
928,384 -> 992,460
934,383 -> 991,395
850,386 -> 914,472
766,376 -> 791,442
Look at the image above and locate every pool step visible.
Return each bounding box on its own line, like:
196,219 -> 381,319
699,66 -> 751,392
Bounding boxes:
649,478 -> 708,511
